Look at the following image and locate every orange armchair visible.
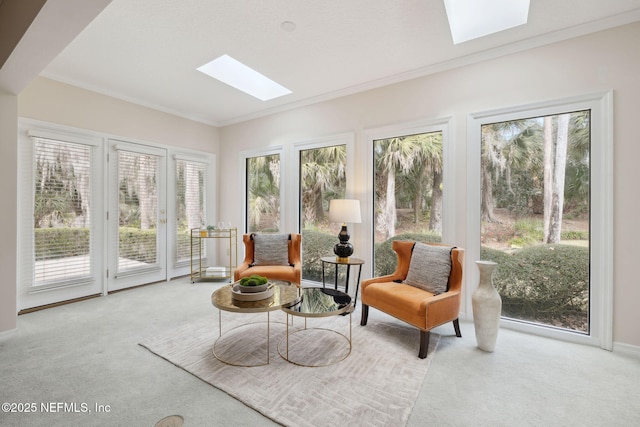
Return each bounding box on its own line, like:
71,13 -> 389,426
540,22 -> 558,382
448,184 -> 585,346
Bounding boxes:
360,240 -> 464,358
234,233 -> 302,285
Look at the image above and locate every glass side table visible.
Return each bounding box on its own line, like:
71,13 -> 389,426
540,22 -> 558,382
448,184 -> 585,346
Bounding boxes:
320,256 -> 364,308
279,287 -> 353,367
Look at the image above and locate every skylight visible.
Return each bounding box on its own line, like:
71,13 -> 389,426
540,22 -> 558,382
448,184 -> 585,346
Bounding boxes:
197,54 -> 292,101
444,0 -> 530,44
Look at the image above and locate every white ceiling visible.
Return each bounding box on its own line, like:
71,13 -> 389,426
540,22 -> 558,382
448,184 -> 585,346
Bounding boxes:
40,0 -> 640,127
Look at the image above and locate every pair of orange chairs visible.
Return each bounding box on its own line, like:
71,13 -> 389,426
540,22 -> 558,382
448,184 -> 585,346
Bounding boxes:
235,234 -> 463,359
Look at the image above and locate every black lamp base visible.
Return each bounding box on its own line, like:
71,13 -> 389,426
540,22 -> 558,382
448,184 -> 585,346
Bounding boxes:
333,224 -> 354,262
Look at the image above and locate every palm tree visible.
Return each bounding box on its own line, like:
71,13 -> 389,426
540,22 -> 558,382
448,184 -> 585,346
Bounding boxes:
546,113 -> 570,243
300,145 -> 346,227
247,154 -> 280,231
565,111 -> 590,210
375,136 -> 419,239
416,132 -> 443,233
396,132 -> 443,232
481,120 -> 540,222
481,111 -> 588,244
480,125 -> 506,222
544,111 -> 588,243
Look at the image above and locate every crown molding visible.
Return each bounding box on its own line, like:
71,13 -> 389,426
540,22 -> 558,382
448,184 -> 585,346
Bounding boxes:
217,9 -> 640,127
39,8 -> 640,129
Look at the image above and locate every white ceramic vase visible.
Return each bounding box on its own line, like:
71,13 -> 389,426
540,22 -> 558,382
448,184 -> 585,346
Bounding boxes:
472,260 -> 501,352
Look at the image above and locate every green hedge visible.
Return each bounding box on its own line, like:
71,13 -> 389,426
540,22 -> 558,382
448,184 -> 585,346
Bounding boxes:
34,227 -> 157,263
301,229 -> 340,283
481,244 -> 589,325
176,231 -> 192,260
118,227 -> 157,262
35,228 -> 90,259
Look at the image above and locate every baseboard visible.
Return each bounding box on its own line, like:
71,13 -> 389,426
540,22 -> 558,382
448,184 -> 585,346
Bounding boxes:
613,341 -> 640,358
0,327 -> 17,342
18,293 -> 101,314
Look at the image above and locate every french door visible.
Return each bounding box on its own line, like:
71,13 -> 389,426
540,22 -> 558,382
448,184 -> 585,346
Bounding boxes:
18,128 -> 105,310
18,121 -> 213,310
107,140 -> 167,291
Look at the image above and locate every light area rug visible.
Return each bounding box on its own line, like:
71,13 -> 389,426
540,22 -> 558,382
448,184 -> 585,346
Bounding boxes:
140,308 -> 439,427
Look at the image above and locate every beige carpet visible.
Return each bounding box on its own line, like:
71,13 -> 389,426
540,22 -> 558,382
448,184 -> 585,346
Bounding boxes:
140,309 -> 439,427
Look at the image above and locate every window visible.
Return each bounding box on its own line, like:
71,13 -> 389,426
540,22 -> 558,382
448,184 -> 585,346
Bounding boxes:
32,137 -> 94,286
116,150 -> 160,272
18,126 -> 104,310
480,111 -> 590,333
245,153 -> 282,233
299,144 -> 347,282
175,159 -> 207,265
372,130 -> 444,276
468,92 -> 613,348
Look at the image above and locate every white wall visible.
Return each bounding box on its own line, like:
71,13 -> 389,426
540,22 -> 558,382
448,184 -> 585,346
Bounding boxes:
19,77 -> 220,152
219,22 -> 640,348
0,91 -> 18,335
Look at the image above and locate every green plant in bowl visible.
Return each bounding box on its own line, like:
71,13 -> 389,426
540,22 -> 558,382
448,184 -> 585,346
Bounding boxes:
238,274 -> 269,293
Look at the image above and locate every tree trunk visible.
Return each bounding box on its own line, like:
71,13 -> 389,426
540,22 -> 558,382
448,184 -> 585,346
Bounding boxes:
413,176 -> 422,224
429,167 -> 443,233
547,114 -> 570,243
384,170 -> 396,239
543,116 -> 554,242
313,185 -> 324,222
481,158 -> 496,222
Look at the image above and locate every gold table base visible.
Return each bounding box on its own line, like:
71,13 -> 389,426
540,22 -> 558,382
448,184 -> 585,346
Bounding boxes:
212,311 -> 272,367
277,311 -> 352,367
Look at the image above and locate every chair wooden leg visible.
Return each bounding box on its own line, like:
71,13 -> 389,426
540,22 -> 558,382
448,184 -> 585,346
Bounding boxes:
453,318 -> 462,337
418,330 -> 430,359
360,304 -> 369,326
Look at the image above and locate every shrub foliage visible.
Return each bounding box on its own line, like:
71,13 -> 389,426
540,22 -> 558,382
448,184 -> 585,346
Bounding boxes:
301,229 -> 341,283
481,244 -> 589,329
35,227 -> 157,263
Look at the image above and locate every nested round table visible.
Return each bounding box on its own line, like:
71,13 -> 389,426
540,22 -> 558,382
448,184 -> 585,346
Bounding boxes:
279,287 -> 353,367
211,280 -> 300,366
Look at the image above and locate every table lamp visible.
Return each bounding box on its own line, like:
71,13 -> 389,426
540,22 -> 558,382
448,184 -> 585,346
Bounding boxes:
328,199 -> 361,261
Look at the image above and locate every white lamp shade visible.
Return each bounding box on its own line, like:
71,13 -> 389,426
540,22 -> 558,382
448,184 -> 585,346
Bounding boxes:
328,199 -> 361,224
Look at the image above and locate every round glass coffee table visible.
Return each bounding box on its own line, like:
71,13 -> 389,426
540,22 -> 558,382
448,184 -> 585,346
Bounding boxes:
211,280 -> 301,366
278,287 -> 353,367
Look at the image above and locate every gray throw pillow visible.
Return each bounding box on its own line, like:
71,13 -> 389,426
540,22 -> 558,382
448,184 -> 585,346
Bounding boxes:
404,243 -> 453,294
252,234 -> 290,266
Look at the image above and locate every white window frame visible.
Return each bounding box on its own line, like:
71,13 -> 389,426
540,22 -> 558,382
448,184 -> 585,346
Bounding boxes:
466,91 -> 614,350
240,146 -> 286,233
364,118 -> 455,279
292,132 -> 355,286
18,119 -> 215,308
168,151 -> 216,278
17,121 -> 105,309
